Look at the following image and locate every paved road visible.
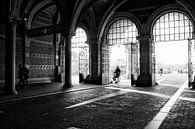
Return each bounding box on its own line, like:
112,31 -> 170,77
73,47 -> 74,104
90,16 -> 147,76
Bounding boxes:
156,73 -> 187,87
0,73 -> 193,129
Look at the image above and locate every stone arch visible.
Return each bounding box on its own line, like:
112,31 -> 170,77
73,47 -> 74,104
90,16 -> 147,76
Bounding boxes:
25,0 -> 68,30
31,5 -> 56,29
176,0 -> 195,23
98,0 -> 129,42
26,0 -> 54,29
69,0 -> 88,36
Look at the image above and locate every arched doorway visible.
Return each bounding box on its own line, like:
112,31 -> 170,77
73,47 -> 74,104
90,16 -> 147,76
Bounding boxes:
102,18 -> 139,85
152,11 -> 194,87
71,27 -> 89,84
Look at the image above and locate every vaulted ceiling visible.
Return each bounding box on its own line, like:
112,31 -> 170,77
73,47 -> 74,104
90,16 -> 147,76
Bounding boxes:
0,0 -> 195,32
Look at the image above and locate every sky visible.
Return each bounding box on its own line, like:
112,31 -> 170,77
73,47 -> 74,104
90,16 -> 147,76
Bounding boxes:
155,40 -> 188,65
109,41 -> 190,66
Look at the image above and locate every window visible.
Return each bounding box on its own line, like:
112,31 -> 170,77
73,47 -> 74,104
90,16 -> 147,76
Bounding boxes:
72,28 -> 88,48
107,19 -> 138,45
153,12 -> 193,42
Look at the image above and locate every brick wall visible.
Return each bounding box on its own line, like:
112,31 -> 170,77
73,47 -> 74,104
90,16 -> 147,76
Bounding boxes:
29,35 -> 55,79
28,8 -> 55,80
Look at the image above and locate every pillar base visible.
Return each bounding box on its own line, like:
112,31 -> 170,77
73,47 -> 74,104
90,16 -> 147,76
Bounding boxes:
4,89 -> 18,95
63,83 -> 73,88
136,74 -> 152,87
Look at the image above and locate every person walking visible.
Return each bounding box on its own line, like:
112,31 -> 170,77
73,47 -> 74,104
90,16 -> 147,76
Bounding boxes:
113,66 -> 121,83
17,64 -> 24,88
23,66 -> 29,86
160,68 -> 163,76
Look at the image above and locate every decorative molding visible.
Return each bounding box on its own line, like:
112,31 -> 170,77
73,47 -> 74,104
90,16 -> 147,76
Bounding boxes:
30,39 -> 53,45
30,65 -> 55,69
30,53 -> 54,59
28,24 -> 64,37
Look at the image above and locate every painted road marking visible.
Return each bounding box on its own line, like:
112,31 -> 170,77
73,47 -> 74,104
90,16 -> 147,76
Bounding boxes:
144,80 -> 188,129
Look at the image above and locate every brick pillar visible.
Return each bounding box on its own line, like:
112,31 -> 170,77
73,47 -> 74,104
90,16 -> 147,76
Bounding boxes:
136,34 -> 153,87
63,33 -> 73,88
4,19 -> 18,94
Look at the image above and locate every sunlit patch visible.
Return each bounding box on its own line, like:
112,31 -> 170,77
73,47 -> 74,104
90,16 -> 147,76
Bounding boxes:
66,127 -> 81,129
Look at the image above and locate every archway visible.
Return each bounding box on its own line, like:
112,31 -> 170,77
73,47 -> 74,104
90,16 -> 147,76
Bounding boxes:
103,18 -> 139,85
71,27 -> 89,84
152,11 -> 194,87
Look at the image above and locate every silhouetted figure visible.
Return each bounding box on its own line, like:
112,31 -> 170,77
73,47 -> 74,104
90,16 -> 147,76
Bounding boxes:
160,68 -> 163,76
17,64 -> 24,88
23,66 -> 29,86
113,66 -> 121,83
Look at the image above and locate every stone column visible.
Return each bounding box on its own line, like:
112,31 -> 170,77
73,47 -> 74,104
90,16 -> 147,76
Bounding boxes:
4,19 -> 18,94
136,34 -> 153,87
89,39 -> 100,84
63,33 -> 74,88
125,44 -> 131,79
22,18 -> 26,66
53,34 -> 58,81
131,43 -> 139,80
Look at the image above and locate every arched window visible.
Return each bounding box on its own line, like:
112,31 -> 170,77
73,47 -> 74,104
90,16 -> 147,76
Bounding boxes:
107,19 -> 138,45
72,28 -> 88,48
71,27 -> 89,84
153,11 -> 193,42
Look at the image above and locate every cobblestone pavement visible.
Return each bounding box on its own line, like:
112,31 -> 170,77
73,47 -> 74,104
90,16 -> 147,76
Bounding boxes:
0,74 -> 194,129
159,88 -> 195,129
0,87 -> 168,129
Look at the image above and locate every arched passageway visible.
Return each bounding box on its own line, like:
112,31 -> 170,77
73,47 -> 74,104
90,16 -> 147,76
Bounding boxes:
152,11 -> 194,87
102,18 -> 139,85
71,27 -> 89,84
